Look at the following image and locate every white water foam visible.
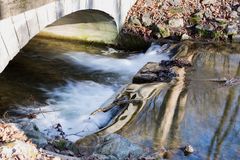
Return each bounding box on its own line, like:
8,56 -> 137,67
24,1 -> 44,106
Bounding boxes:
32,81 -> 115,141
30,44 -> 170,141
62,44 -> 170,76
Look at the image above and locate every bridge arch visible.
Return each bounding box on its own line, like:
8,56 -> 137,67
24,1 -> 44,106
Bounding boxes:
0,0 -> 137,73
40,9 -> 118,44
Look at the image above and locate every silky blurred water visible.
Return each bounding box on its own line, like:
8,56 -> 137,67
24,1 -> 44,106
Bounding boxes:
0,37 -> 239,159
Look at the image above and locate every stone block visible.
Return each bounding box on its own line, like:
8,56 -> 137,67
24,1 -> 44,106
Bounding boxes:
47,2 -> 57,24
72,0 -> 80,12
79,0 -> 87,10
12,13 -> 30,48
55,0 -> 65,18
0,34 -> 10,73
24,9 -> 40,38
64,0 -> 73,15
0,17 -> 20,59
36,5 -> 49,30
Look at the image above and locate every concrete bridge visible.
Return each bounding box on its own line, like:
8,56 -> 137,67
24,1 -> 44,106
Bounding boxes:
0,0 -> 137,73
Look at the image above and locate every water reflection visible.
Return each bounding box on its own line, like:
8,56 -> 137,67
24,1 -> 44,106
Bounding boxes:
207,65 -> 240,160
102,43 -> 240,159
0,37 -> 239,159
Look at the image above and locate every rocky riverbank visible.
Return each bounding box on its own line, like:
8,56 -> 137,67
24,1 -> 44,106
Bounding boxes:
121,0 -> 240,48
0,121 -> 174,160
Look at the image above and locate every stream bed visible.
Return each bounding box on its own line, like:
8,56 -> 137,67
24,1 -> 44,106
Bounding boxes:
0,37 -> 239,159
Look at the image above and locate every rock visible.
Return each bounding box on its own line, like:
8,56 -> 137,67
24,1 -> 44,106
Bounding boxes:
145,0 -> 153,6
181,33 -> 191,40
0,122 -> 60,159
139,153 -> 162,160
142,13 -> 152,27
168,18 -> 184,28
88,153 -> 118,160
169,0 -> 182,6
194,11 -> 204,19
132,62 -> 179,84
17,122 -> 48,148
195,24 -> 203,31
204,9 -> 213,19
225,4 -> 232,12
96,134 -> 144,159
157,25 -> 170,38
203,24 -> 214,32
195,24 -> 216,38
133,73 -> 158,84
0,123 -> 27,143
226,23 -> 238,35
163,151 -> 173,159
184,145 -> 194,155
230,11 -> 238,19
215,18 -> 227,24
160,59 -> 192,68
232,34 -> 240,42
128,16 -> 141,26
190,11 -> 204,25
237,6 -> 240,13
0,140 -> 39,159
190,16 -> 202,25
201,0 -> 216,5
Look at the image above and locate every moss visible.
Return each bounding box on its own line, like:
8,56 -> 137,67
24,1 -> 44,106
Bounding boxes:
116,32 -> 150,51
190,16 -> 202,25
53,139 -> 67,151
169,7 -> 184,15
196,26 -> 224,40
212,31 -> 223,40
159,27 -> 170,38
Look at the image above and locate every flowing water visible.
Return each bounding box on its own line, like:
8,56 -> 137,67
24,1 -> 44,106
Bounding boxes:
0,37 -> 239,159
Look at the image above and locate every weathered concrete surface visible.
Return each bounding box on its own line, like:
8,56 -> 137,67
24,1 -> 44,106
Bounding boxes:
39,10 -> 118,44
0,0 -> 137,73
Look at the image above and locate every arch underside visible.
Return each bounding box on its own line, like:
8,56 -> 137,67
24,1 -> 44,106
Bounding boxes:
39,9 -> 118,44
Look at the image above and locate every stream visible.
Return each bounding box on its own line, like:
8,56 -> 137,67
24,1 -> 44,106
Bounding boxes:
0,37 -> 239,159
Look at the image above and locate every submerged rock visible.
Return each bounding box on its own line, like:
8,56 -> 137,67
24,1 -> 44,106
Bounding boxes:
183,145 -> 194,155
133,62 -> 178,84
96,134 -> 144,159
133,59 -> 192,84
160,59 -> 192,68
87,153 -> 118,160
17,122 -> 48,148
